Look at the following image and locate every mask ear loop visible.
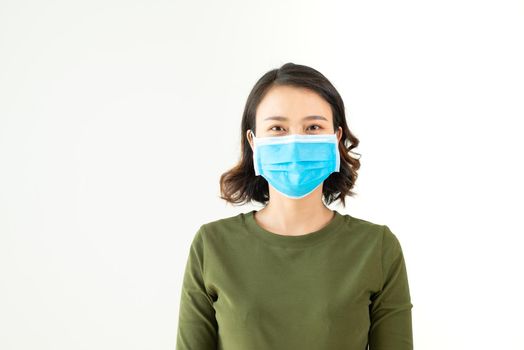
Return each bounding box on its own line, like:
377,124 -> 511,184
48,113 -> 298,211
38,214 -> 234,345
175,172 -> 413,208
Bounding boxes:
248,129 -> 259,176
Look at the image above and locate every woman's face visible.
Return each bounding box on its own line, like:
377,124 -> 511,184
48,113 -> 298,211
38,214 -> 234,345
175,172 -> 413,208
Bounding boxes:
247,85 -> 342,147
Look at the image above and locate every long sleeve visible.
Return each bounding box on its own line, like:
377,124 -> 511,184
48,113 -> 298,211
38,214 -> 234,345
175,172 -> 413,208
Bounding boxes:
176,225 -> 218,350
368,225 -> 414,350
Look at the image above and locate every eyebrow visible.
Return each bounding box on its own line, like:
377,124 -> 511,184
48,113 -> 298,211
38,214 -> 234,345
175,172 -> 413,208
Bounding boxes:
263,115 -> 328,122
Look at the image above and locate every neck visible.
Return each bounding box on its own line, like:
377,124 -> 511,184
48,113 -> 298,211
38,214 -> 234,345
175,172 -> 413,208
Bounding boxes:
257,186 -> 334,235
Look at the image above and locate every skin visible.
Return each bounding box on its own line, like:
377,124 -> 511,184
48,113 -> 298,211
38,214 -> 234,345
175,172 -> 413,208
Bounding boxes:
246,84 -> 343,237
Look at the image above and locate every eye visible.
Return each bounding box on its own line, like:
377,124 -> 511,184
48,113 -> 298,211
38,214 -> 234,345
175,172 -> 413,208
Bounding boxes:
307,124 -> 322,131
269,126 -> 284,132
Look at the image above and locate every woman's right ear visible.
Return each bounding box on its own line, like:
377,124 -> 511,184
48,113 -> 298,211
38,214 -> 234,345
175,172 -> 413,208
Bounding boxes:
247,129 -> 254,151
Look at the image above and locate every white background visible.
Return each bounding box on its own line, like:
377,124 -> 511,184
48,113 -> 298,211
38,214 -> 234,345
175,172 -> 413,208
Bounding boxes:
1,0 -> 523,349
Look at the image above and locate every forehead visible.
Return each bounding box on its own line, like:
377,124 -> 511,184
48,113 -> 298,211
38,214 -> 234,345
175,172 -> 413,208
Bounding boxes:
256,85 -> 332,123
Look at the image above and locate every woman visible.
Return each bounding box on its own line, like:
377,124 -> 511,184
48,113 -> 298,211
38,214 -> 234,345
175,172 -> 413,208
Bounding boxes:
176,62 -> 413,350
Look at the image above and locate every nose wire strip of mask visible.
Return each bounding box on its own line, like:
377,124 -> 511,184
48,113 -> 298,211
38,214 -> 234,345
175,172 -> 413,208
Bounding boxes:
253,134 -> 338,145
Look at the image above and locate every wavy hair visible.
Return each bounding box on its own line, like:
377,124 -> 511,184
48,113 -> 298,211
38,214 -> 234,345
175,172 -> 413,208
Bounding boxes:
219,62 -> 361,207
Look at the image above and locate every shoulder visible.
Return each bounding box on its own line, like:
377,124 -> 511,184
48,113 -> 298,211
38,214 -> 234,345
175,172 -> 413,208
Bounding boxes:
194,211 -> 247,244
349,215 -> 405,260
343,213 -> 403,250
343,213 -> 385,240
345,214 -> 383,232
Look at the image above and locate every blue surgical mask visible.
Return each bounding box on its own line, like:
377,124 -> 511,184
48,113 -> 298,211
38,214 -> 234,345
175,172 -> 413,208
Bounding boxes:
249,129 -> 340,199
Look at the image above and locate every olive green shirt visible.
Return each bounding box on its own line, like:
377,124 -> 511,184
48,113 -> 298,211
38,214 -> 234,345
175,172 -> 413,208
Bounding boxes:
176,209 -> 413,350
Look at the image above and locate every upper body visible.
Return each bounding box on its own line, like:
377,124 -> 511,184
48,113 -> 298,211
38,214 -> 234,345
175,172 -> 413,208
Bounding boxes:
176,62 -> 414,349
176,209 -> 413,350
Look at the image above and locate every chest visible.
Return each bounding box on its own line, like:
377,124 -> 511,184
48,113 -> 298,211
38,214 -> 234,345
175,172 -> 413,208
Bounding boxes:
208,240 -> 378,331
